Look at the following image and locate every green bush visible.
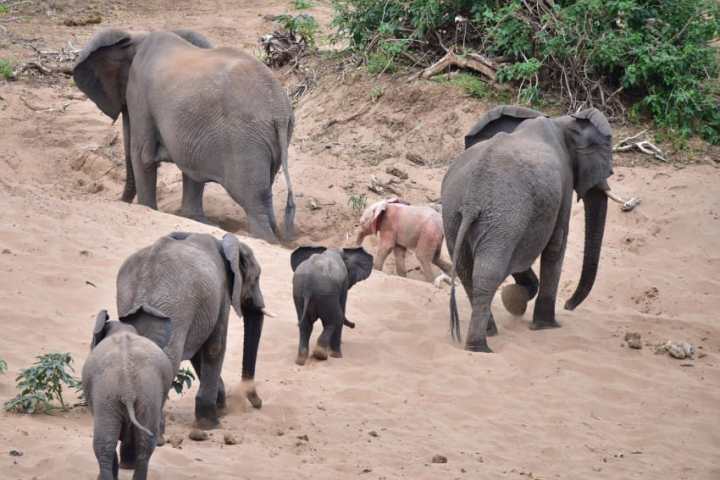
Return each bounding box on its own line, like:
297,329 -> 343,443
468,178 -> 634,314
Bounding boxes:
0,359 -> 7,374
332,0 -> 720,143
4,353 -> 82,413
0,59 -> 14,80
293,0 -> 314,9
276,13 -> 319,47
171,366 -> 195,396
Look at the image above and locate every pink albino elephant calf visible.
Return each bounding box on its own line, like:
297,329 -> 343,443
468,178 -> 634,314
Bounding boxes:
355,197 -> 452,287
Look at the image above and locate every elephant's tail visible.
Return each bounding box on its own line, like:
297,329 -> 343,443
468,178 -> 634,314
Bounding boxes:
275,116 -> 295,240
448,213 -> 473,344
299,295 -> 310,325
123,398 -> 154,439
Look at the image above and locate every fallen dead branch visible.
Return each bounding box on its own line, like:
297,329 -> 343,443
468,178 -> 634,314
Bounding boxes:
19,96 -> 71,113
613,130 -> 667,162
408,50 -> 507,90
324,103 -> 372,129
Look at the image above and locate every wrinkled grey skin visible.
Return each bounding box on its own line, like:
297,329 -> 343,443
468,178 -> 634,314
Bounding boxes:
82,310 -> 174,480
290,247 -> 373,365
443,105 -> 613,352
116,232 -> 266,431
73,28 -> 295,243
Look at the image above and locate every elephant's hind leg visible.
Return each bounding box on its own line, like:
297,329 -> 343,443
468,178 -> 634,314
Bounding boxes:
119,422 -> 137,470
393,246 -> 408,277
466,253 -> 508,351
314,300 -> 342,360
93,415 -> 121,480
180,174 -> 210,224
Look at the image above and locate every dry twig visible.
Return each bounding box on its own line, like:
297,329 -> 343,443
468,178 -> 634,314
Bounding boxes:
613,130 -> 667,162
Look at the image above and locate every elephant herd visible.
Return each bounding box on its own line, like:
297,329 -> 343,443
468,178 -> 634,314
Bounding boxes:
72,28 -> 624,479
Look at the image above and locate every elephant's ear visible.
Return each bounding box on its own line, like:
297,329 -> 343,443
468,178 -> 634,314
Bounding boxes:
73,29 -> 139,121
119,304 -> 172,349
341,247 -> 373,288
221,234 -> 264,316
290,246 -> 327,272
568,108 -> 613,200
91,310 -> 110,349
465,105 -> 546,149
172,29 -> 213,48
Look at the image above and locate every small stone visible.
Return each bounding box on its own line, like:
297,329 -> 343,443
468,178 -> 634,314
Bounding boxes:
368,430 -> 379,437
624,332 -> 642,349
385,166 -> 408,180
1,249 -> 11,254
188,429 -> 209,441
168,434 -> 184,448
296,434 -> 309,442
308,198 -> 321,210
9,450 -> 23,457
223,433 -> 239,445
431,454 -> 448,464
79,250 -> 90,256
276,430 -> 285,436
406,152 -> 426,165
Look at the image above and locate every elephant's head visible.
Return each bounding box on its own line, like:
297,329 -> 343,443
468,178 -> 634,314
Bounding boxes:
220,233 -> 265,393
73,28 -> 212,121
90,309 -> 137,349
556,108 -> 613,310
464,105 -> 546,149
355,197 -> 409,245
291,246 -> 374,289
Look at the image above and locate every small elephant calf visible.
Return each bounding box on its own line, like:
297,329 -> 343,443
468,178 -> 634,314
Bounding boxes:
82,310 -> 174,480
290,246 -> 373,365
355,197 -> 452,286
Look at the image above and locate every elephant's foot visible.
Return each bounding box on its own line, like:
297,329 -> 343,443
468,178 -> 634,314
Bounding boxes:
195,400 -> 220,430
330,349 -> 343,358
529,319 -> 561,330
312,345 -> 329,361
246,389 -> 263,409
465,338 -> 493,353
295,351 -> 308,366
216,386 -> 227,411
501,284 -> 530,316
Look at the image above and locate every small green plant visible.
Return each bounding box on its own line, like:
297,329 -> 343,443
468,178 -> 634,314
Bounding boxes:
450,72 -> 489,99
348,193 -> 368,213
0,59 -> 14,80
369,85 -> 384,101
367,51 -> 395,75
0,4 -> 8,15
275,13 -> 319,47
292,0 -> 313,9
4,353 -> 82,414
171,366 -> 195,396
0,359 -> 7,374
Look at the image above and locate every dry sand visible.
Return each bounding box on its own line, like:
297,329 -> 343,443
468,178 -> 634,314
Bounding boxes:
1,1 -> 719,479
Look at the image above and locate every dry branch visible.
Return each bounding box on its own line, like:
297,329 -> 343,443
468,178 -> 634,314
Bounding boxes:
408,50 -> 508,90
613,130 -> 667,162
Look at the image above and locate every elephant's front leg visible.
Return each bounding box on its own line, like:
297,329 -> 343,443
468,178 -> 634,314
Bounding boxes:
531,225 -> 568,330
296,318 -> 313,366
180,174 -> 210,224
193,338 -> 226,430
374,241 -> 393,272
393,246 -> 408,277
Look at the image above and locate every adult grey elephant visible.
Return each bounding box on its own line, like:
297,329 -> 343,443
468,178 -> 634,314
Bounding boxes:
290,246 -> 373,365
73,28 -> 295,243
82,310 -> 174,480
443,105 -> 618,352
116,231 -> 267,430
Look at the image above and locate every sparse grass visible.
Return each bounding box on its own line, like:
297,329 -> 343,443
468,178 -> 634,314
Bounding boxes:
4,353 -> 82,414
366,51 -> 395,75
348,194 -> 368,213
0,59 -> 14,80
292,0 -> 313,9
449,72 -> 490,99
369,85 -> 384,101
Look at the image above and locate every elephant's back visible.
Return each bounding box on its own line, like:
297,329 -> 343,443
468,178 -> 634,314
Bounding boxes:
117,235 -> 226,325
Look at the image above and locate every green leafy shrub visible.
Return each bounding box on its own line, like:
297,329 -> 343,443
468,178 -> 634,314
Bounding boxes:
348,193 -> 368,213
276,13 -> 319,47
450,72 -> 490,99
293,0 -> 313,9
4,353 -> 82,413
0,59 -> 14,80
172,366 -> 195,396
0,359 -> 7,374
332,0 -> 720,143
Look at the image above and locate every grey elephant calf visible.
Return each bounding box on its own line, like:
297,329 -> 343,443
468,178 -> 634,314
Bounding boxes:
82,310 -> 173,480
290,246 -> 373,365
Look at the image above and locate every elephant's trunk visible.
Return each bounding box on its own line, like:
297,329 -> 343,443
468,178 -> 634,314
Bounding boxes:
564,187 -> 608,310
120,109 -> 136,203
240,306 -> 264,381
